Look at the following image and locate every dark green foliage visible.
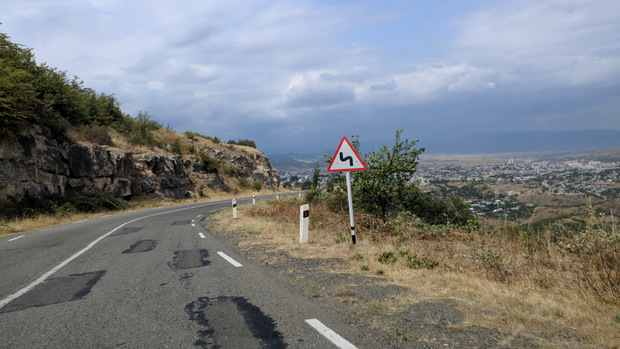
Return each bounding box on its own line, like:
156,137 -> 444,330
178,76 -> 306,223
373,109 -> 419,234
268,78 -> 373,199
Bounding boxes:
252,181 -> 262,191
0,32 -> 135,141
222,164 -> 241,176
196,150 -> 219,173
170,137 -> 182,154
311,162 -> 320,189
126,111 -> 161,147
378,251 -> 398,264
351,130 -> 425,222
237,177 -> 250,189
400,250 -> 439,269
227,139 -> 257,148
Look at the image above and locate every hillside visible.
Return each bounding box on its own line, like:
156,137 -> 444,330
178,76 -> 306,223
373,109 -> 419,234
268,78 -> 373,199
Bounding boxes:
0,33 -> 280,213
0,124 -> 279,212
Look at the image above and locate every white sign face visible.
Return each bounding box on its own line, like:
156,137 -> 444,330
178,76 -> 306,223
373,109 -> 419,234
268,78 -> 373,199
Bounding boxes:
327,137 -> 367,172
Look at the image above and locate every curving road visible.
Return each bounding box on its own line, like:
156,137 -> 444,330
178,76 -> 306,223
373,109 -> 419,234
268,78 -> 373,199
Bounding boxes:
0,194 -> 367,348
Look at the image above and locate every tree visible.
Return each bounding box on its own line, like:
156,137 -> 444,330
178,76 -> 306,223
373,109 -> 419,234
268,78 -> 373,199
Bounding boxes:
311,162 -> 321,190
352,129 -> 425,222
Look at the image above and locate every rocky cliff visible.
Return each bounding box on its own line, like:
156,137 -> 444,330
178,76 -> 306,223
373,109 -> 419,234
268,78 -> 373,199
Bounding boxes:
0,126 -> 280,205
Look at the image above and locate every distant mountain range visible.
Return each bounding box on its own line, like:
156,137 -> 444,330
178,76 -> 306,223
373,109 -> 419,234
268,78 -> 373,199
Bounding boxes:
269,130 -> 620,172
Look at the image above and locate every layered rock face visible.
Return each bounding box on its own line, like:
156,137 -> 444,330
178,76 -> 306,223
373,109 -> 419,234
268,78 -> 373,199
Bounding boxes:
0,126 -> 279,204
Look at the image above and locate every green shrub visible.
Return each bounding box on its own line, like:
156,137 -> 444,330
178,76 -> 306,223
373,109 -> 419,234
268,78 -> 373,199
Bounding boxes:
252,181 -> 262,191
170,137 -> 182,154
196,150 -> 219,173
237,177 -> 250,189
378,251 -> 398,264
223,164 -> 241,177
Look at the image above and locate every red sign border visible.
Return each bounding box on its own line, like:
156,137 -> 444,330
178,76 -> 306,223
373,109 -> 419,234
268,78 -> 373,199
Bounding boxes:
327,136 -> 367,172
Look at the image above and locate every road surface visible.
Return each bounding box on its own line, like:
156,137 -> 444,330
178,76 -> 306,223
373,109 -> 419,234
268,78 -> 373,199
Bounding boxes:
0,194 -> 371,348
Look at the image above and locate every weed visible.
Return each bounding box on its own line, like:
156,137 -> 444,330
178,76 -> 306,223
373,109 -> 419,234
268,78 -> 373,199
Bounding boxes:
376,269 -> 385,275
406,253 -> 439,270
350,253 -> 364,261
335,233 -> 348,244
378,251 -> 398,264
361,265 -> 369,271
474,245 -> 512,282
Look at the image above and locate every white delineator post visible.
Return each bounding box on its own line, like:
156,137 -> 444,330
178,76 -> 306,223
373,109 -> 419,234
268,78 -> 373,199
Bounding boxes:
300,204 -> 309,244
345,172 -> 356,244
277,193 -> 280,200
253,195 -> 256,205
232,198 -> 238,219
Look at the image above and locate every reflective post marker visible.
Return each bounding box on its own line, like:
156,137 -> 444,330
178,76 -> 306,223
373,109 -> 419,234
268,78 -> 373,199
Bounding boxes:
300,204 -> 309,243
232,198 -> 238,219
345,172 -> 356,244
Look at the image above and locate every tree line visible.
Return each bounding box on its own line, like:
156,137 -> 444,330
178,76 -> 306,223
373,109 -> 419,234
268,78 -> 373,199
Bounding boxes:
0,32 -> 159,146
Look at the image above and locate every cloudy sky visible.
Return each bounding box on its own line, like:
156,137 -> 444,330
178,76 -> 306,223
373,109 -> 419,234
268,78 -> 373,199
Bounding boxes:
2,0 -> 619,154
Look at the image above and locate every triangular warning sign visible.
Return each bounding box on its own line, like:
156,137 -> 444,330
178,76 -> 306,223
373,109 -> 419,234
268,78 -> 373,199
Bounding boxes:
327,137 -> 367,172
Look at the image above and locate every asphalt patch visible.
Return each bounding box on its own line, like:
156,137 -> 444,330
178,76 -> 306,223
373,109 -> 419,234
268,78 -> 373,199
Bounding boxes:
186,296 -> 286,348
122,240 -> 157,253
0,270 -> 106,313
169,249 -> 211,270
111,227 -> 142,236
172,220 -> 192,225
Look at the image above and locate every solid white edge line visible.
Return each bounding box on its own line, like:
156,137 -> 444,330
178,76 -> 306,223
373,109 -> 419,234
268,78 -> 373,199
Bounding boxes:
305,319 -> 357,349
217,251 -> 243,267
8,235 -> 25,242
0,203 -> 213,310
72,219 -> 89,224
198,232 -> 206,239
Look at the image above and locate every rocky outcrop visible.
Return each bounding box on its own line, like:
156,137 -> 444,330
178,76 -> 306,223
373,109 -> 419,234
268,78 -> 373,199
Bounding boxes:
0,126 -> 280,204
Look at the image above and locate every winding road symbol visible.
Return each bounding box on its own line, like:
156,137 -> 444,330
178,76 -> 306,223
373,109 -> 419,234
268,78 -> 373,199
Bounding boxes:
327,136 -> 367,172
339,152 -> 353,167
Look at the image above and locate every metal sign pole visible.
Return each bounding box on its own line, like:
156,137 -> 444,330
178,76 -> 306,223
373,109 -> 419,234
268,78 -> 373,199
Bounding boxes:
345,172 -> 356,244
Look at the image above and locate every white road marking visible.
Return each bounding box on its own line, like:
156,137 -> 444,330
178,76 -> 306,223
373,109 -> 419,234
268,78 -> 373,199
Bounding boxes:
217,251 -> 243,267
196,214 -> 202,218
198,233 -> 206,239
191,223 -> 196,227
8,235 -> 25,242
72,219 -> 89,224
0,203 -> 214,310
305,319 -> 357,349
191,219 -> 195,223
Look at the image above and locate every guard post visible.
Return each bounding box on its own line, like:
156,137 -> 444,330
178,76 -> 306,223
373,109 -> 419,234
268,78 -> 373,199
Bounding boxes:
232,198 -> 238,219
300,204 -> 309,243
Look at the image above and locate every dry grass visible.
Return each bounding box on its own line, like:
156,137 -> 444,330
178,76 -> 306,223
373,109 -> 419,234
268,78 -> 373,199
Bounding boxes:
209,197 -> 620,348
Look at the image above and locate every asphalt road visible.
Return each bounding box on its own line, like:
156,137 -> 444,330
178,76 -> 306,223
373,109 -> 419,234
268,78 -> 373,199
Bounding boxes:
0,194 -> 368,348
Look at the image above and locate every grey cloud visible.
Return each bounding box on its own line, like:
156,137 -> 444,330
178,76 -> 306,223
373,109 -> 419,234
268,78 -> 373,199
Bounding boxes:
370,79 -> 397,91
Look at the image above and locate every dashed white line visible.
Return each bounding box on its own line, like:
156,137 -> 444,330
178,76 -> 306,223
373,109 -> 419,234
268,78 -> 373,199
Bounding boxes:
217,251 -> 243,267
191,223 -> 196,227
198,233 -> 206,239
305,319 -> 357,349
72,219 -> 89,224
8,235 -> 25,242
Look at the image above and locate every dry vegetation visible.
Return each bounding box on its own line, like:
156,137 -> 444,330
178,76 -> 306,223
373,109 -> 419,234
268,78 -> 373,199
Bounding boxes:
0,188 -> 283,238
209,197 -> 620,348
